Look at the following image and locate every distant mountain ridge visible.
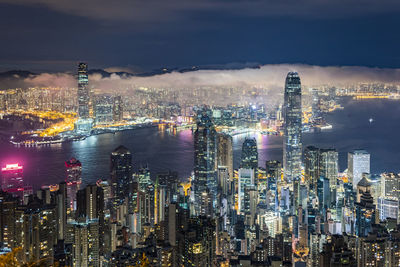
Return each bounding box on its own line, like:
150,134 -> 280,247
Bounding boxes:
0,70 -> 36,79
0,63 -> 261,79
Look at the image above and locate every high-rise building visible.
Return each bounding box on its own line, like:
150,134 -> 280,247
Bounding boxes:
57,182 -> 67,241
238,168 -> 255,214
137,166 -> 152,192
1,163 -> 31,203
217,167 -> 230,195
94,95 -> 113,125
154,179 -> 166,224
283,72 -> 302,183
358,233 -> 386,267
193,112 -> 216,215
76,184 -> 105,256
77,62 -> 90,119
304,146 -> 320,191
71,218 -> 100,267
265,160 -> 281,191
355,191 -> 375,237
348,149 -> 370,189
113,95 -> 123,122
23,198 -> 57,265
110,145 -> 133,205
1,163 -> 23,191
65,158 -> 82,212
319,148 -> 339,190
243,185 -> 257,227
240,137 -> 258,180
177,217 -> 216,266
217,133 -> 233,182
377,196 -> 398,221
0,191 -> 23,249
76,184 -> 104,221
381,172 -> 400,200
65,158 -> 82,184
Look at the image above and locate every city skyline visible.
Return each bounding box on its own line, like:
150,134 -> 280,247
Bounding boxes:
1,69 -> 400,265
1,0 -> 400,266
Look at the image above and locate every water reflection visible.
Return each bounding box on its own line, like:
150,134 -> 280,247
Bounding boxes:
0,99 -> 399,189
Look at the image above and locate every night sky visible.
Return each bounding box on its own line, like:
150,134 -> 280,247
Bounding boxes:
0,0 -> 399,72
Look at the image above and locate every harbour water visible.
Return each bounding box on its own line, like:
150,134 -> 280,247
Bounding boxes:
0,99 -> 399,188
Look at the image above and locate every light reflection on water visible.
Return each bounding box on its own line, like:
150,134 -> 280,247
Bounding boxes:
0,99 -> 399,189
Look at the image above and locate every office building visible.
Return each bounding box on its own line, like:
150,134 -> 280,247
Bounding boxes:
0,191 -> 23,249
77,62 -> 90,119
193,112 -> 216,215
238,168 -> 255,214
381,172 -> 400,200
217,133 -> 233,182
240,137 -> 258,181
378,196 -> 398,221
283,72 -> 302,183
319,148 -> 338,190
23,198 -> 57,265
110,145 -> 133,205
348,149 -> 370,189
1,163 -> 23,191
71,218 -> 100,267
304,146 -> 320,191
94,95 -> 113,125
113,95 -> 123,122
355,191 -> 375,237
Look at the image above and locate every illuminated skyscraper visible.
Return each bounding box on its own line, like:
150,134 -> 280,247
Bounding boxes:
1,163 -> 23,190
348,149 -> 370,189
65,158 -> 82,212
65,158 -> 82,184
266,160 -> 281,191
283,72 -> 302,183
1,163 -> 31,203
113,95 -> 123,122
304,146 -> 320,191
193,111 -> 216,215
355,191 -> 375,237
76,184 -> 104,221
110,145 -> 133,205
217,133 -> 233,182
381,172 -> 400,199
77,62 -> 90,119
319,148 -> 339,190
94,94 -> 114,125
240,137 -> 258,179
238,168 -> 255,213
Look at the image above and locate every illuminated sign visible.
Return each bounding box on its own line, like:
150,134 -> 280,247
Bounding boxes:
1,163 -> 23,171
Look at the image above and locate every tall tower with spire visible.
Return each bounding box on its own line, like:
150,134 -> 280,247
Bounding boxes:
283,72 -> 302,183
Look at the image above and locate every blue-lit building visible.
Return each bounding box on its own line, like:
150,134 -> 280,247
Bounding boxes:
193,111 -> 217,215
240,137 -> 258,180
283,72 -> 302,183
355,191 -> 375,237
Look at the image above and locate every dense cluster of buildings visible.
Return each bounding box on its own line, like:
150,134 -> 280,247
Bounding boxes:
1,72 -> 400,266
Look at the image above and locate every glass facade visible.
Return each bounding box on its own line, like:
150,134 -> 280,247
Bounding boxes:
283,72 -> 302,183
78,62 -> 90,119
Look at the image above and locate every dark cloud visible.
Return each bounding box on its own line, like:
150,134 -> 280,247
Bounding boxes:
1,0 -> 399,22
0,1 -> 398,71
